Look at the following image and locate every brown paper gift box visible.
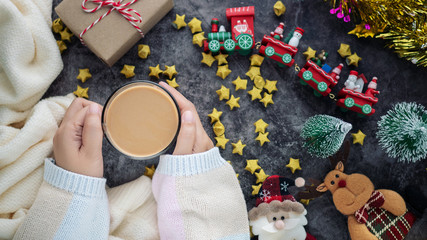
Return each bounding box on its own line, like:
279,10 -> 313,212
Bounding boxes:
56,0 -> 174,66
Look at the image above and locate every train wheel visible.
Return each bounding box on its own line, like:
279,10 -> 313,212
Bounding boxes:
238,34 -> 253,50
299,78 -> 308,85
265,46 -> 275,57
282,54 -> 292,64
208,40 -> 220,53
302,71 -> 312,81
313,90 -> 322,97
317,82 -> 328,92
362,104 -> 372,114
344,98 -> 355,108
224,39 -> 235,52
340,107 -> 348,112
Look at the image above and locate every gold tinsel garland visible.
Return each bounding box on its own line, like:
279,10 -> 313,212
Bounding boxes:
328,0 -> 427,67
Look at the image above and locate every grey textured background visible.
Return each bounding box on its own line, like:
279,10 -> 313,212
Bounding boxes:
47,0 -> 426,239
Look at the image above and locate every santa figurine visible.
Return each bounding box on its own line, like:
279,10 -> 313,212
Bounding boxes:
364,77 -> 380,97
329,63 -> 343,81
270,22 -> 285,40
344,70 -> 359,91
249,176 -> 316,240
288,27 -> 304,48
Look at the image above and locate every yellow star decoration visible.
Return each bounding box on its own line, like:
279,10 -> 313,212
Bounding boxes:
201,52 -> 216,67
256,132 -> 270,146
192,32 -> 206,47
163,65 -> 178,79
144,165 -> 156,179
227,161 -> 232,165
245,159 -> 261,174
57,40 -> 67,54
303,47 -> 317,61
250,54 -> 264,66
254,119 -> 269,133
337,43 -> 351,58
216,85 -> 230,101
232,76 -> 248,91
216,65 -> 232,79
73,85 -> 89,99
346,53 -> 362,67
60,27 -> 73,42
215,135 -> 229,149
148,64 -> 163,79
120,64 -> 135,78
213,121 -> 225,136
76,68 -> 92,83
252,183 -> 262,195
188,17 -> 202,34
286,158 -> 302,174
254,75 -> 265,89
236,174 -> 239,179
172,14 -> 187,30
166,78 -> 179,88
255,169 -> 270,184
231,140 -> 246,155
138,44 -> 151,59
226,95 -> 240,110
274,1 -> 286,16
208,108 -> 222,123
248,87 -> 262,101
352,130 -> 366,145
246,66 -> 261,80
300,199 -> 311,206
260,92 -> 274,108
215,53 -> 229,65
264,80 -> 278,93
52,18 -> 63,33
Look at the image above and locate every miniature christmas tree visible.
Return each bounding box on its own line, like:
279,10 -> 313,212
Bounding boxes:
377,102 -> 427,163
301,115 -> 352,158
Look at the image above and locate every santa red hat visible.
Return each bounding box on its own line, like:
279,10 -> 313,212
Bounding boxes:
294,27 -> 304,35
349,70 -> 358,77
256,175 -> 305,207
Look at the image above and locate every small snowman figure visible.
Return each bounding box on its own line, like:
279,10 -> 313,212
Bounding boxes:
344,70 -> 359,91
270,22 -> 285,40
288,27 -> 304,48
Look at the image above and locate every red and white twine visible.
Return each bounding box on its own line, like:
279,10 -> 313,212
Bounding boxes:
79,0 -> 144,45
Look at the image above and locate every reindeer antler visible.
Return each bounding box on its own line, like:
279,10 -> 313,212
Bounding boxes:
329,140 -> 350,168
296,178 -> 325,200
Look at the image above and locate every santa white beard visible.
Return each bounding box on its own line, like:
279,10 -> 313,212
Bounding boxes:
250,212 -> 308,240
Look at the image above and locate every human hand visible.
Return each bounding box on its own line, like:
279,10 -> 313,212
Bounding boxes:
159,82 -> 214,155
53,98 -> 104,178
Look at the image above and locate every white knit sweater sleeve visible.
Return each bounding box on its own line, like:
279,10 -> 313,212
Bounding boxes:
13,159 -> 109,240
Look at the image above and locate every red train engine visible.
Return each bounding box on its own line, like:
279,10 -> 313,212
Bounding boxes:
203,6 -> 255,55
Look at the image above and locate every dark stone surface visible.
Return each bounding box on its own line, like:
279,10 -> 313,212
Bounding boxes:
47,0 -> 427,239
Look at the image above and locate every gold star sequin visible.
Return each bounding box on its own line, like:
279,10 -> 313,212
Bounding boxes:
52,18 -> 63,33
216,85 -> 230,101
260,92 -> 274,108
286,158 -> 302,174
352,130 -> 366,145
337,43 -> 351,58
256,132 -> 270,146
252,183 -> 262,195
246,66 -> 261,80
232,140 -> 246,155
232,76 -> 248,91
254,75 -> 265,89
172,14 -> 187,30
144,165 -> 156,179
348,23 -> 379,38
303,47 -> 317,61
148,64 -> 163,79
213,121 -> 225,136
76,68 -> 92,83
248,87 -> 262,101
215,53 -> 229,65
192,32 -> 206,47
216,65 -> 231,79
346,53 -> 362,67
245,159 -> 261,174
249,54 -> 264,66
215,135 -> 229,149
201,52 -> 216,67
274,1 -> 286,16
264,80 -> 278,93
73,85 -> 89,99
60,27 -> 73,42
166,78 -> 179,88
188,17 -> 202,34
163,65 -> 178,79
300,199 -> 311,205
57,40 -> 67,54
208,108 -> 222,124
254,119 -> 269,133
226,95 -> 240,110
255,169 -> 270,184
138,44 -> 151,59
120,64 -> 135,78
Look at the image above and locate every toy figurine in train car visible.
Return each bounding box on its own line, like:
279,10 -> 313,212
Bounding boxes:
298,60 -> 343,97
259,23 -> 304,67
203,6 -> 255,56
311,50 -> 329,67
336,74 -> 380,116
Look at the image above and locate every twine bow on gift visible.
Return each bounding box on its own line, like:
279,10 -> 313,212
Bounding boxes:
354,190 -> 385,224
79,0 -> 144,45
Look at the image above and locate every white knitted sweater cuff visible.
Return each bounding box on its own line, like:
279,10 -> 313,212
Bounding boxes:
156,147 -> 226,176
